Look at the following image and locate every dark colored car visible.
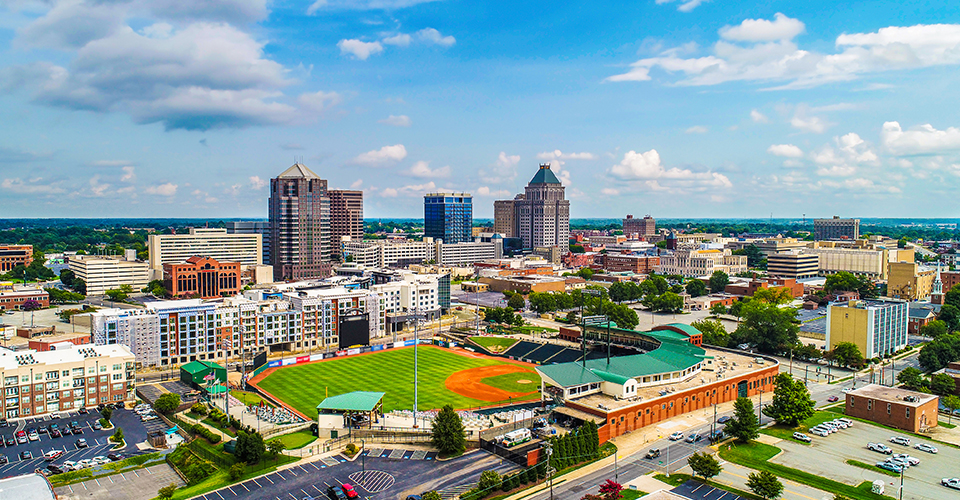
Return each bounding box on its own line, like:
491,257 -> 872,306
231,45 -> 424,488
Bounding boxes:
73,427 -> 84,434
70,421 -> 81,429
717,416 -> 732,424
38,427 -> 47,435
0,455 -> 7,465
76,438 -> 88,448
50,429 -> 62,438
78,408 -> 88,415
93,421 -> 102,430
107,453 -> 123,461
60,427 -> 72,436
20,451 -> 32,460
4,436 -> 14,446
46,464 -> 64,475
709,430 -> 725,443
327,485 -> 348,500
645,448 -> 661,459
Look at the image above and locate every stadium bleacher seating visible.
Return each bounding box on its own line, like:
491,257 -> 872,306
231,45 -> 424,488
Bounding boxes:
543,348 -> 583,364
523,343 -> 566,363
503,340 -> 541,359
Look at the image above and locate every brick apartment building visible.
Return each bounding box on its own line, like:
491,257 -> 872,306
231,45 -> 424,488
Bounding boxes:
601,254 -> 659,273
845,384 -> 938,432
163,256 -> 242,299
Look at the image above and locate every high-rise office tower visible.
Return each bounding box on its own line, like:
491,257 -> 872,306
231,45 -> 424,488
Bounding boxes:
514,164 -> 569,249
623,214 -> 656,238
424,192 -> 473,244
328,190 -> 364,259
269,163 -> 332,280
814,216 -> 860,240
494,197 -> 521,238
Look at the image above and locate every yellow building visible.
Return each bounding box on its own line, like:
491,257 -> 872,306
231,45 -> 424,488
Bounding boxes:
826,299 -> 908,359
887,260 -> 936,301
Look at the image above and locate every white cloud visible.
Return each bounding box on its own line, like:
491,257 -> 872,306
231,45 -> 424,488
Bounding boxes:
2,178 -> 65,194
249,176 -> 267,189
15,0 -> 125,50
718,13 -> 805,42
298,91 -> 343,114
767,144 -> 804,157
307,0 -> 441,15
607,149 -> 732,188
87,176 -> 110,197
750,109 -> 768,123
476,186 -> 492,196
378,114 -> 411,127
881,121 -> 960,156
351,144 -> 407,165
337,39 -> 384,60
382,33 -> 411,47
380,181 -> 436,198
416,28 -> 455,47
685,126 -> 708,134
655,0 -> 708,12
809,132 -> 878,177
536,150 -> 597,161
480,152 -> 520,184
145,182 -> 177,196
606,19 -> 960,89
407,161 -> 450,178
350,179 -> 363,189
791,114 -> 828,133
601,188 -> 621,196
121,166 -> 136,182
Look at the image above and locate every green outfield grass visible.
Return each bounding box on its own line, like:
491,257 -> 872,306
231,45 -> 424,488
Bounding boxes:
480,371 -> 541,393
470,336 -> 519,352
256,346 -> 539,419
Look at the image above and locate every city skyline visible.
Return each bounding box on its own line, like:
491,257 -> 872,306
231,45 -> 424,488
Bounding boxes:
2,1 -> 960,219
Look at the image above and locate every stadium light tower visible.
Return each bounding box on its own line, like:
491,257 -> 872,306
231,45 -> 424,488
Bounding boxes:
410,307 -> 426,428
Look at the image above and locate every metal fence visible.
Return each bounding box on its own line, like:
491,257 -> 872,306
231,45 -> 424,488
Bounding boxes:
479,417 -> 536,441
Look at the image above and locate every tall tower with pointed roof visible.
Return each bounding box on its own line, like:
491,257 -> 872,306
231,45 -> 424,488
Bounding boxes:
514,163 -> 570,250
268,163 -> 332,280
932,262 -> 944,305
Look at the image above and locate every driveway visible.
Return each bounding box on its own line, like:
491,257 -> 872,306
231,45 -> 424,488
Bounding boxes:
54,462 -> 184,500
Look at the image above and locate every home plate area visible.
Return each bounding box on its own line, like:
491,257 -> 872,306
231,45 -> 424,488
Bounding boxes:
349,470 -> 395,493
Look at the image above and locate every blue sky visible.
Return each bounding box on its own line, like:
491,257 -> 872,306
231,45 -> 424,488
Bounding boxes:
2,0 -> 960,219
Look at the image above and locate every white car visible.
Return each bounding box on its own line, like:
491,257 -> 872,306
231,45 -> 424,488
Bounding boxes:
915,443 -> 939,454
28,432 -> 39,441
868,442 -> 893,454
792,432 -> 812,442
77,459 -> 93,469
91,456 -> 110,465
810,428 -> 829,437
62,461 -> 78,471
837,418 -> 853,426
669,432 -> 684,441
891,454 -> 919,466
830,420 -> 848,429
943,478 -> 960,490
890,436 -> 911,446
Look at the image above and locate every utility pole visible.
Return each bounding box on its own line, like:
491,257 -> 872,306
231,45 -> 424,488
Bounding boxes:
789,348 -> 793,376
899,463 -> 905,500
414,308 -> 420,428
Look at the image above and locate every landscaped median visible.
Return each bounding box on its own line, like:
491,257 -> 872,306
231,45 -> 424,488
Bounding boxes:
718,441 -> 893,500
49,451 -> 167,487
759,411 -> 839,443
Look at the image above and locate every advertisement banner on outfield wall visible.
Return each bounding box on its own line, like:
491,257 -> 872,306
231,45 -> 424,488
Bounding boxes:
371,345 -> 384,352
393,342 -> 404,349
310,354 -> 324,362
267,360 -> 281,368
403,340 -> 416,347
281,358 -> 296,366
296,356 -> 310,364
337,350 -> 347,357
324,352 -> 337,359
347,348 -> 361,355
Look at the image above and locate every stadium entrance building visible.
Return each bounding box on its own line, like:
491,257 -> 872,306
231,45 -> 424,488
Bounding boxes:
537,325 -> 778,443
180,360 -> 227,389
316,391 -> 385,437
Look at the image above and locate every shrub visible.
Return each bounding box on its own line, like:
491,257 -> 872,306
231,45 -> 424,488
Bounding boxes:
190,403 -> 208,416
111,427 -> 124,444
345,443 -> 357,454
193,424 -> 222,444
228,462 -> 246,480
158,483 -> 177,499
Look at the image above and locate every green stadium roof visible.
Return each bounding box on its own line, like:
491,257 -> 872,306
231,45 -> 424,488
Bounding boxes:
537,325 -> 707,388
316,391 -> 385,412
181,361 -> 208,374
529,165 -> 561,185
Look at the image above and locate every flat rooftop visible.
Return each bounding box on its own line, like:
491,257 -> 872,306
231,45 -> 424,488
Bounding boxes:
847,384 -> 937,407
570,348 -> 770,411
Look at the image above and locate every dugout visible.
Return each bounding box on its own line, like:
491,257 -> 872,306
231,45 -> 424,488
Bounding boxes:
316,391 -> 384,436
179,360 -> 227,389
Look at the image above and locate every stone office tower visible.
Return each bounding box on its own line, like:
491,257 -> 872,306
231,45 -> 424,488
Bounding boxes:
268,163 -> 332,280
515,164 -> 570,250
328,189 -> 364,259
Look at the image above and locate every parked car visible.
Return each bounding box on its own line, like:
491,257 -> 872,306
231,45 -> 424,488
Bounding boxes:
50,429 -> 61,438
326,485 -> 348,500
891,454 -> 920,466
77,458 -> 93,469
37,427 -> 47,435
50,412 -> 62,419
915,443 -> 938,454
876,461 -> 904,473
645,449 -> 661,459
669,432 -> 684,441
5,436 -> 15,446
43,450 -> 64,461
685,432 -> 702,443
28,432 -> 39,442
60,427 -> 72,436
92,456 -> 109,465
341,484 -> 359,499
93,421 -> 103,430
837,418 -> 853,426
792,432 -> 812,443
45,464 -> 63,475
890,436 -> 911,446
717,416 -> 732,424
709,430 -> 725,442
868,443 -> 893,454
826,396 -> 839,402
78,407 -> 88,415
107,453 -> 123,461
943,478 -> 960,490
810,428 -> 829,437
62,461 -> 78,471
76,438 -> 88,448
20,451 -> 32,460
15,430 -> 27,444
0,455 -> 6,465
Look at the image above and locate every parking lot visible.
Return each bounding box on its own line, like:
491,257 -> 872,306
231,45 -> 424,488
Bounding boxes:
0,406 -> 150,478
770,419 -> 959,500
195,448 -> 518,500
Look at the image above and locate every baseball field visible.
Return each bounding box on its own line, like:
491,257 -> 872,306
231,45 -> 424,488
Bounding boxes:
252,345 -> 542,420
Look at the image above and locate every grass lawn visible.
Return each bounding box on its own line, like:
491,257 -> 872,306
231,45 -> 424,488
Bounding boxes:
470,336 -> 519,352
719,441 -> 894,500
232,390 -> 271,407
165,455 -> 299,500
621,490 -> 647,500
653,473 -> 689,487
939,420 -> 957,429
256,346 -> 538,419
480,371 -> 541,393
269,430 -> 317,449
845,459 -> 899,477
202,417 -> 237,437
760,411 -> 838,441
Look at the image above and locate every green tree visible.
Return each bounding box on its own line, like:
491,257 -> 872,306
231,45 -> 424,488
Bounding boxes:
100,406 -> 113,422
734,301 -> 799,354
609,282 -> 630,303
154,393 -> 181,414
920,320 -> 949,339
111,427 -> 124,443
746,471 -> 783,500
59,268 -> 76,287
824,272 -> 861,293
709,271 -> 730,293
725,397 -> 760,443
432,404 -> 467,456
190,402 -> 208,416
422,491 -> 443,500
648,292 -> 684,313
577,268 -> 594,280
235,431 -> 265,464
939,304 -> 960,331
831,342 -> 865,369
507,293 -> 526,311
105,288 -> 129,301
762,373 -> 815,427
267,439 -> 286,459
896,367 -> 925,390
691,319 -> 729,347
945,284 -> 960,310
710,302 -> 728,317
930,373 -> 956,396
606,303 -> 639,330
648,275 -> 669,295
752,288 -> 793,305
478,470 -> 502,492
158,483 -> 177,500
687,452 -> 722,479
228,462 -> 246,480
74,278 -> 87,295
942,395 -> 960,425
685,280 -> 707,298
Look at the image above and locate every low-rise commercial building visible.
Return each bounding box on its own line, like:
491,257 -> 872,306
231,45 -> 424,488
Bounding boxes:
601,254 -> 659,273
656,248 -> 747,278
0,284 -> 49,311
0,245 -> 33,273
148,228 -> 262,272
479,275 -> 566,294
826,299 -> 908,359
766,252 -> 819,279
67,253 -> 151,295
163,256 -> 242,299
0,343 -> 135,419
887,261 -> 936,301
845,384 -> 938,432
804,245 -> 889,279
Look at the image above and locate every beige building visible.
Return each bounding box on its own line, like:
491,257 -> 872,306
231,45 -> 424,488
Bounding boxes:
656,248 -> 747,278
888,261 -> 937,301
805,244 -> 889,278
826,299 -> 908,359
148,228 -> 263,272
0,343 -> 135,419
766,252 -> 819,279
814,216 -> 860,240
68,253 -> 151,295
493,198 -> 518,238
753,237 -> 810,257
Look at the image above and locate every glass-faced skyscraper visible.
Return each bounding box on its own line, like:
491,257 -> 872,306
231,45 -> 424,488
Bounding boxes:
424,192 -> 473,244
